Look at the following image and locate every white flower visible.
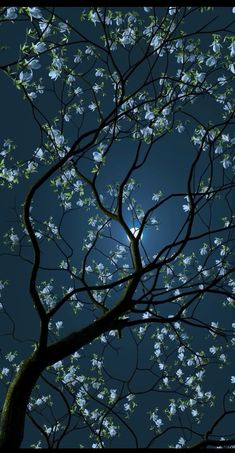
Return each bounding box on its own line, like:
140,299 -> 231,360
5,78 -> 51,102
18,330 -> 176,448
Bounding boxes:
92,83 -> 101,93
177,437 -> 186,447
58,22 -> 69,33
35,398 -> 44,406
176,124 -> 185,133
74,86 -> 83,96
141,126 -> 153,138
219,353 -> 226,362
176,369 -> 183,378
151,34 -> 162,49
53,361 -> 62,370
222,134 -> 230,142
10,232 -> 19,245
169,402 -> 176,415
39,21 -> 51,37
206,56 -> 217,67
155,417 -> 163,428
231,376 -> 235,384
217,75 -> 227,86
145,110 -> 154,121
34,148 -> 44,160
91,358 -> 103,369
144,7 -> 152,12
229,63 -> 235,74
150,410 -> 163,428
50,128 -> 64,146
29,90 -> 37,100
215,144 -> 223,154
89,11 -> 99,25
120,28 -> 136,47
95,68 -> 104,77
44,425 -> 52,435
49,69 -> 60,80
55,321 -> 63,330
5,7 -> 18,20
27,58 -> 41,70
19,70 -> 33,83
182,204 -> 190,212
196,72 -> 206,83
28,7 -> 42,20
93,151 -> 102,162
205,391 -> 212,400
210,321 -> 219,335
32,42 -> 47,54
183,256 -> 191,265
88,102 -> 97,111
124,403 -> 130,411
0,281 -> 5,291
85,46 -> 94,55
1,367 -> 9,376
185,376 -> 193,386
97,262 -> 104,272
28,90 -> 37,100
108,425 -> 117,437
169,7 -> 177,15
229,42 -> 235,57
110,389 -> 117,400
152,191 -> 162,202
220,157 -> 231,169
5,352 -> 16,362
179,403 -> 186,412
142,312 -> 151,319
210,41 -> 222,53
74,54 -> 82,63
209,346 -> 217,355
189,398 -> 196,407
64,113 -> 71,122
200,244 -> 208,255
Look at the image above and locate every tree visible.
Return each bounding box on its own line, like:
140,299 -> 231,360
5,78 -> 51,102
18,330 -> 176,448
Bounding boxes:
0,5 -> 235,449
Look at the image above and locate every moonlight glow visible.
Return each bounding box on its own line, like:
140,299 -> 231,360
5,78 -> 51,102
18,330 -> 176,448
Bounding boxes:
129,227 -> 143,239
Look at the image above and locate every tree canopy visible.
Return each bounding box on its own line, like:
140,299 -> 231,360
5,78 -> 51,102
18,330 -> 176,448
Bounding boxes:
0,5 -> 235,449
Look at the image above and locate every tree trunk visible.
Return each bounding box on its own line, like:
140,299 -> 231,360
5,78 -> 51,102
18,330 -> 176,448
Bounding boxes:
0,350 -> 44,449
0,277 -> 138,448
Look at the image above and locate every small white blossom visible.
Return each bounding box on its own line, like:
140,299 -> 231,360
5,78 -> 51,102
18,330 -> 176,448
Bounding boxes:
229,42 -> 235,57
88,102 -> 97,111
32,42 -> 47,54
93,151 -> 103,162
1,367 -> 9,376
55,321 -> 63,330
210,41 -> 222,53
5,7 -> 18,20
19,70 -> 33,83
169,7 -> 177,15
28,7 -> 42,20
206,56 -> 217,67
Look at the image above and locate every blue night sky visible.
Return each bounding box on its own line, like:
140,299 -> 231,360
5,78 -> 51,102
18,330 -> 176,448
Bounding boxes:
0,5 -> 235,449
